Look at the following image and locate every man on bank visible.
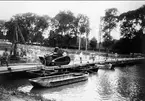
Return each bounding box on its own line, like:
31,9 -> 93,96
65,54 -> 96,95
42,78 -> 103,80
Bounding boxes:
1,48 -> 9,67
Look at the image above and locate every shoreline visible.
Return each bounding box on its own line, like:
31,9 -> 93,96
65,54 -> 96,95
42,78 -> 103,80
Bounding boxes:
0,87 -> 53,101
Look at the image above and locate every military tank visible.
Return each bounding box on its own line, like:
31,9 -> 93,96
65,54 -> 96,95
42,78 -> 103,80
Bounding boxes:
39,49 -> 71,66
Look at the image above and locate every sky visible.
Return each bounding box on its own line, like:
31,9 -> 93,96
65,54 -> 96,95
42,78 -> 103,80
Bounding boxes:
0,1 -> 145,41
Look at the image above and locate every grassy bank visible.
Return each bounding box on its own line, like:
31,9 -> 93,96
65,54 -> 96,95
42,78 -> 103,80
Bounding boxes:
0,87 -> 54,101
0,42 -> 144,62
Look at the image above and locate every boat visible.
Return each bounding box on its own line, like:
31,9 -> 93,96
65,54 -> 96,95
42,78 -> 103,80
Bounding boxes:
29,73 -> 88,88
95,63 -> 114,70
39,54 -> 71,66
26,69 -> 60,78
72,66 -> 98,73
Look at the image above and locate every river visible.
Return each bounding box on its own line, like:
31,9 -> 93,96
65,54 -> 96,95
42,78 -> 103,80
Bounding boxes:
0,64 -> 145,101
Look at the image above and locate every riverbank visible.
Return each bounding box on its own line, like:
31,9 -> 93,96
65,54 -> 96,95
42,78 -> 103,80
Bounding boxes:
0,42 -> 145,101
0,42 -> 144,62
0,87 -> 53,101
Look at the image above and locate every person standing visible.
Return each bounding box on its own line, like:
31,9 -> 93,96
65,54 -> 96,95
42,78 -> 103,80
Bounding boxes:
115,53 -> 118,61
79,52 -> 83,63
53,47 -> 63,57
1,48 -> 9,66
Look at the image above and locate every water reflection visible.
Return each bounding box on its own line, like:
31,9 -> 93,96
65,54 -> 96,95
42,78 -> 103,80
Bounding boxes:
0,74 -> 29,90
28,70 -> 118,101
1,65 -> 145,101
97,71 -> 114,100
115,66 -> 145,101
38,81 -> 89,101
30,80 -> 88,94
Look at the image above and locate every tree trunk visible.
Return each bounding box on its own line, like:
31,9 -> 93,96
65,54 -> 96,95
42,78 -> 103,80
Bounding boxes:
85,33 -> 88,51
98,42 -> 100,52
85,38 -> 87,51
79,34 -> 81,50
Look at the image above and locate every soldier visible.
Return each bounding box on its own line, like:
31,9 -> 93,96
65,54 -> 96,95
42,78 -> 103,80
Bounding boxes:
1,48 -> 9,66
53,47 -> 63,57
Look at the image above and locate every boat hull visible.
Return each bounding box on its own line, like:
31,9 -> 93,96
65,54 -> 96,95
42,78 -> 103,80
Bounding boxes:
29,73 -> 88,88
96,63 -> 114,70
49,75 -> 88,87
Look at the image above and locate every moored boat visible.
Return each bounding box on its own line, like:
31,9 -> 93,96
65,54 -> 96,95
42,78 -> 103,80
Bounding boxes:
96,63 -> 114,70
29,73 -> 88,88
26,70 -> 60,78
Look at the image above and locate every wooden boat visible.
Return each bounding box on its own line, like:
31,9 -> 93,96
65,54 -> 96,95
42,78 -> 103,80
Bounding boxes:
26,70 -> 60,78
73,66 -> 98,73
29,73 -> 89,88
96,63 -> 114,70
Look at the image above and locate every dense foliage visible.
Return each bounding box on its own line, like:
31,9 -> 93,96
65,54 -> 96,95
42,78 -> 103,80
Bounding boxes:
101,8 -> 118,51
89,37 -> 97,50
102,5 -> 145,54
1,4 -> 145,53
0,11 -> 91,50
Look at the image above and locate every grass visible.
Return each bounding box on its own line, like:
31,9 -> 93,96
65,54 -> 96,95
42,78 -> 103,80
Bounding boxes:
0,41 -> 143,62
0,86 -> 55,101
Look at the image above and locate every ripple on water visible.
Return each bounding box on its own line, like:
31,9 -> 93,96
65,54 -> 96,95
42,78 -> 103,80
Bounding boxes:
1,65 -> 145,101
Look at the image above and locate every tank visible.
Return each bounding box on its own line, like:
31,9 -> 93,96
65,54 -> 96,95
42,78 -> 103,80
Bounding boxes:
39,53 -> 71,66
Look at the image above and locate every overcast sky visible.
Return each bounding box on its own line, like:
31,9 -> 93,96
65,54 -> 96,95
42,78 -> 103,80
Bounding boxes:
0,1 -> 145,40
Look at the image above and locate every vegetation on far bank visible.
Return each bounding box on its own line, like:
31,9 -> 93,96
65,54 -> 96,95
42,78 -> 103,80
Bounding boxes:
0,5 -> 145,54
0,41 -> 144,60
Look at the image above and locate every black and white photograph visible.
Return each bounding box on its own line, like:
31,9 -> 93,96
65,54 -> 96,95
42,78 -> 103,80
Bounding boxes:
0,1 -> 145,101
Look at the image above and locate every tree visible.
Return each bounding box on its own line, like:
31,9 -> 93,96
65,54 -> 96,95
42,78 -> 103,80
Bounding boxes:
53,11 -> 79,47
116,5 -> 145,53
112,29 -> 145,54
32,31 -> 44,44
63,34 -> 77,48
76,14 -> 90,50
48,30 -> 58,47
101,8 -> 118,51
0,20 -> 6,39
102,8 -> 118,33
119,5 -> 145,39
102,33 -> 114,51
89,37 -> 97,50
85,27 -> 90,50
5,20 -> 18,43
54,11 -> 76,35
5,12 -> 50,44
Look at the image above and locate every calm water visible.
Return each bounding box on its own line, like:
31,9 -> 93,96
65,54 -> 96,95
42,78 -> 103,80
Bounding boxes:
0,64 -> 145,101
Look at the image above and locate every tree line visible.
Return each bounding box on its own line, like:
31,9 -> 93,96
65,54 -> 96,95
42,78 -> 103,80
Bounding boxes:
0,11 -> 98,50
1,4 -> 144,54
101,5 -> 145,54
